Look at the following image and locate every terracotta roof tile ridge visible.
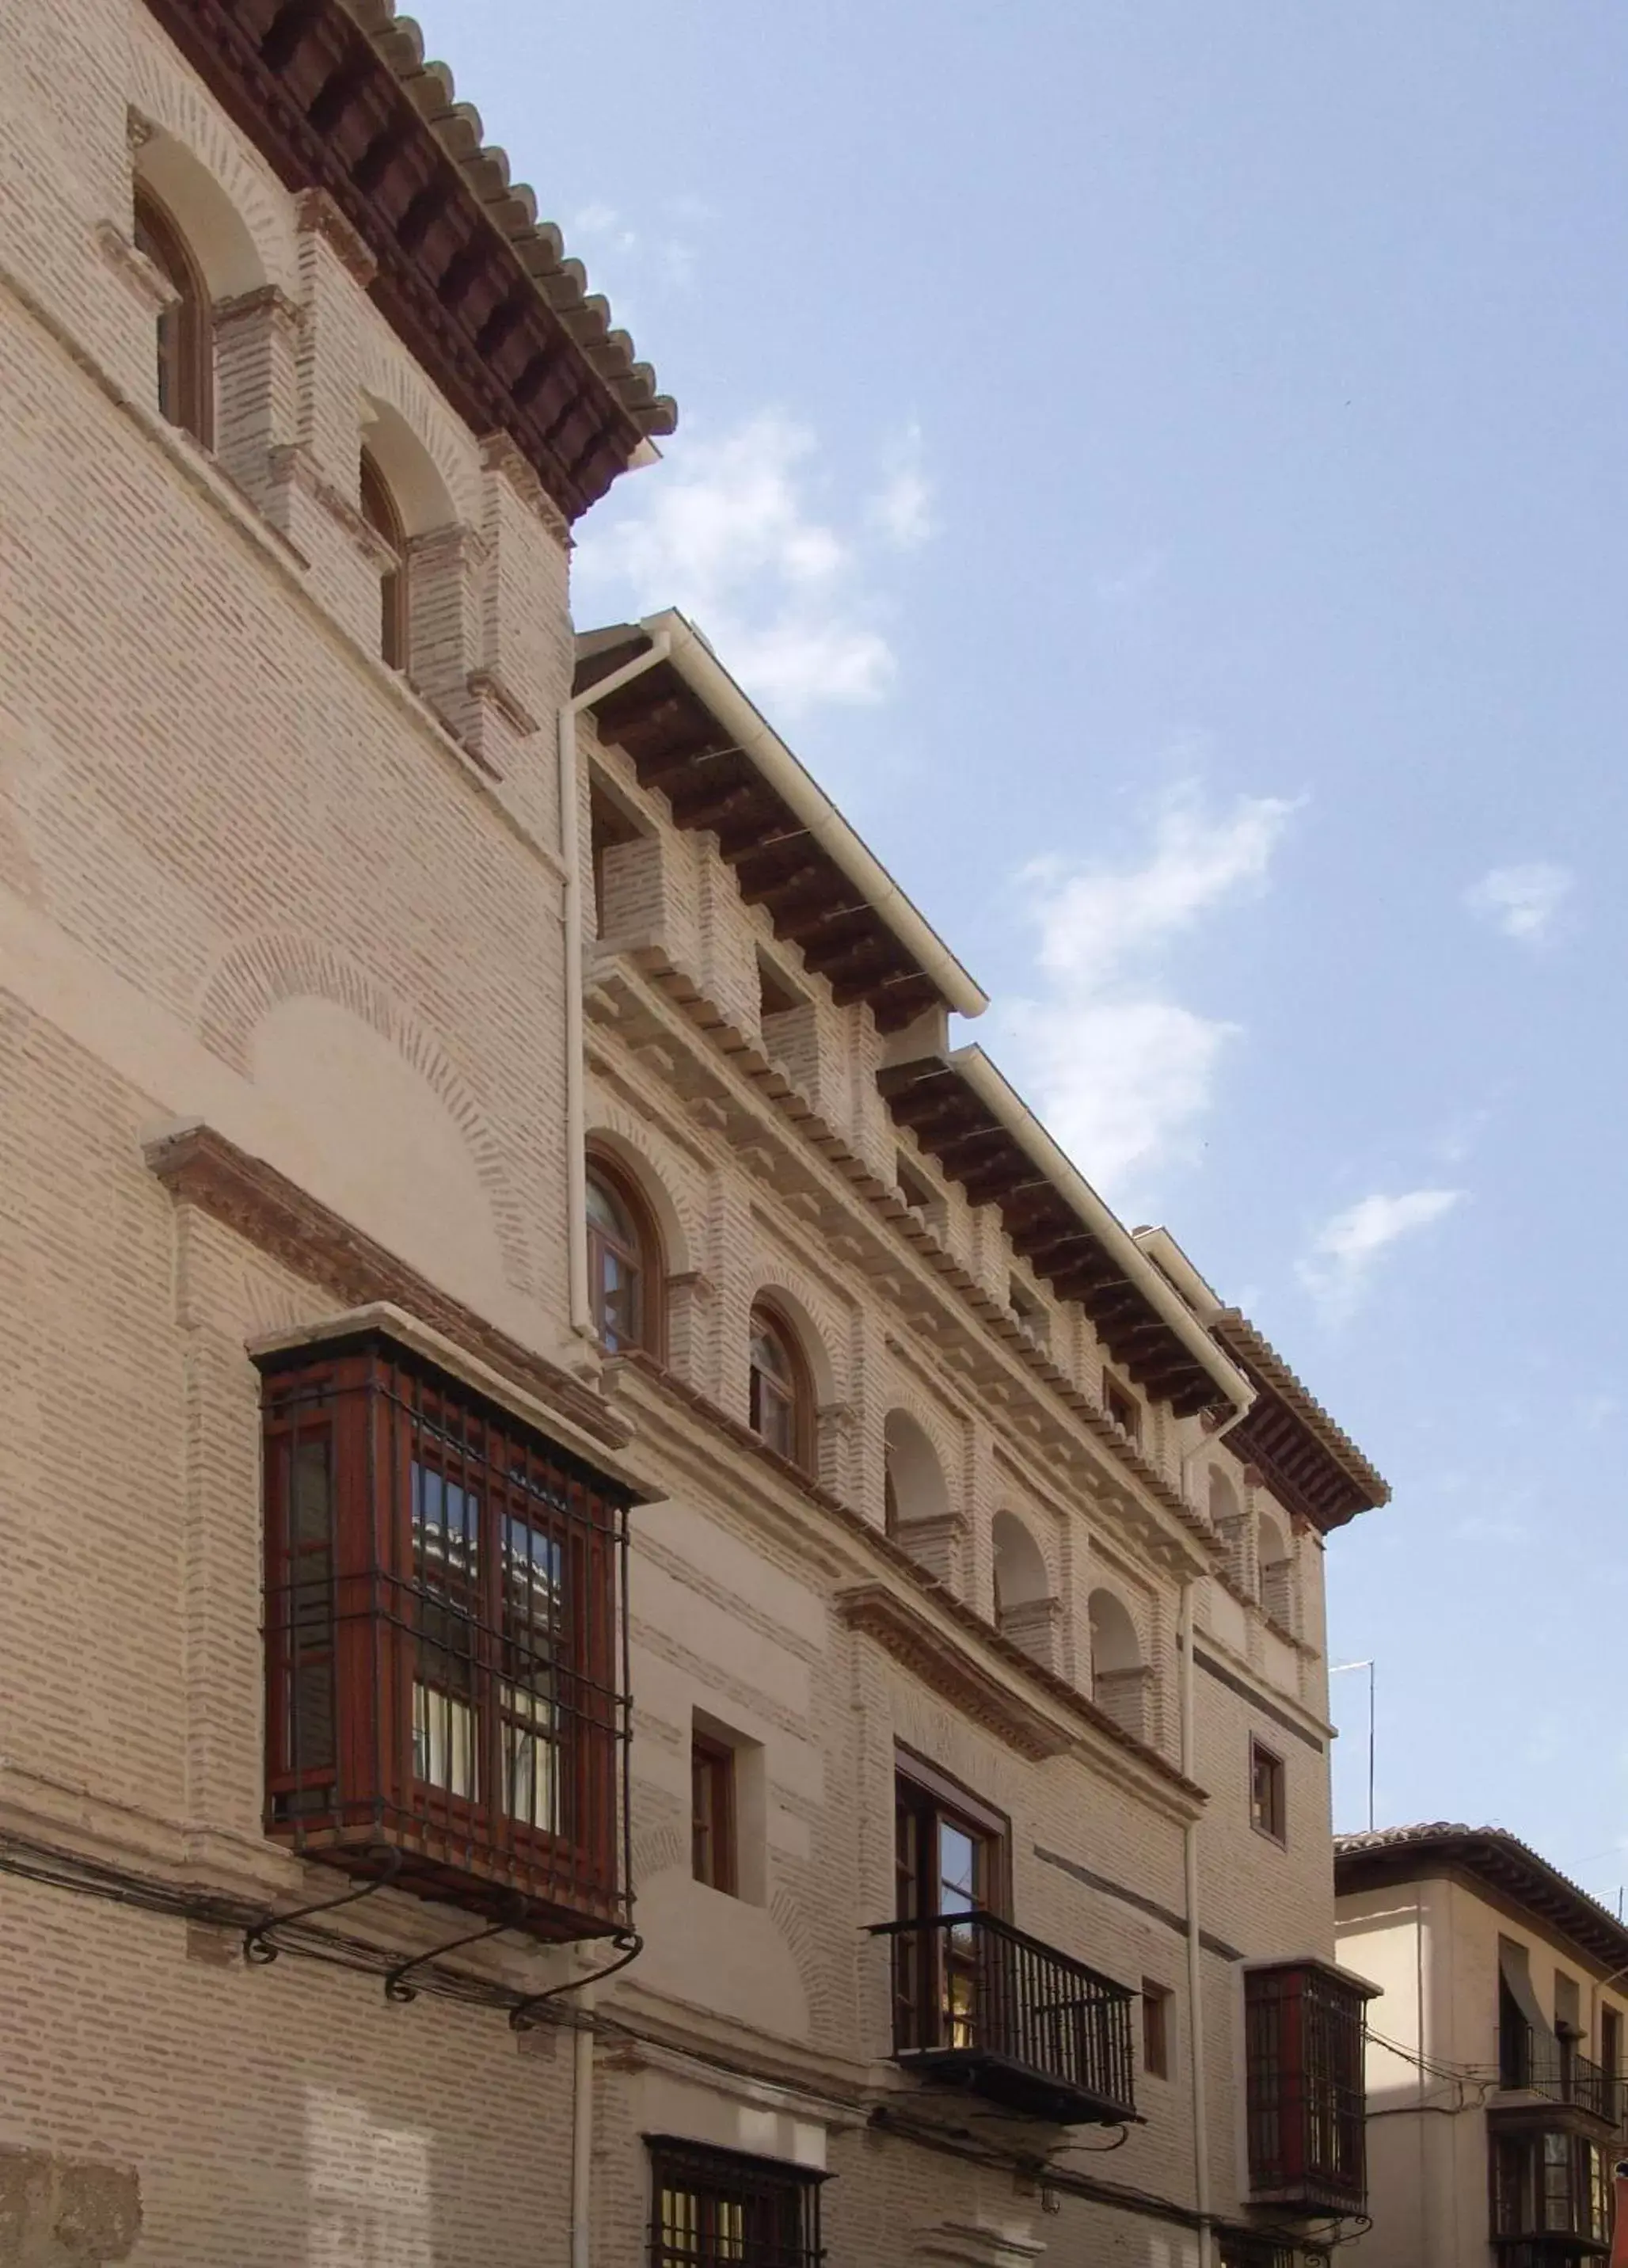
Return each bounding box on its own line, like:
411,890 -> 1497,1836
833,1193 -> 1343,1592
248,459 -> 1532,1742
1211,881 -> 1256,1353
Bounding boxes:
1336,1821 -> 1628,1966
340,1 -> 675,437
1214,1307 -> 1390,1506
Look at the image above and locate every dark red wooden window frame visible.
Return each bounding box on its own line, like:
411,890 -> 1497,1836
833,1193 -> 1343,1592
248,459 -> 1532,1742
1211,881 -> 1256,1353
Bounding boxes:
1245,1961 -> 1371,2211
257,1328 -> 633,1940
690,1732 -> 737,1896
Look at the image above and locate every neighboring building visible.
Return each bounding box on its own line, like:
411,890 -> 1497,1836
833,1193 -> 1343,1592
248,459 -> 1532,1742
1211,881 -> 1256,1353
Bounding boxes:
0,4 -> 1385,2265
1336,1825 -> 1628,2268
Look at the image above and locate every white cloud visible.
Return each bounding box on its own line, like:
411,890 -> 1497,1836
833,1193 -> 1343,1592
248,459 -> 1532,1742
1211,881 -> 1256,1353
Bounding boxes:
1297,1189 -> 1464,1319
574,411 -> 930,717
1002,782 -> 1298,1204
870,424 -> 934,550
1464,861 -> 1573,944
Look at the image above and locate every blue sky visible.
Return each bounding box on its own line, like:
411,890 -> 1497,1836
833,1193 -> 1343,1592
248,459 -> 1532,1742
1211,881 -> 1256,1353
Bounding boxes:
423,2 -> 1628,1899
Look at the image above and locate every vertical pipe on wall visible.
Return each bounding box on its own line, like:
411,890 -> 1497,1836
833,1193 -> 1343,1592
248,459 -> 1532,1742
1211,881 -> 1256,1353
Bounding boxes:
1178,1577 -> 1212,2268
557,634 -> 671,1341
571,1985 -> 597,2268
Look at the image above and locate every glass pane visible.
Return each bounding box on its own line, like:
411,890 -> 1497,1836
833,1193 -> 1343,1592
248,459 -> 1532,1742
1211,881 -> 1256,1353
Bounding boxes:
751,1317 -> 791,1383
587,1174 -> 633,1242
412,1681 -> 476,1797
500,1684 -> 558,1831
940,1824 -> 977,1911
598,1248 -> 638,1350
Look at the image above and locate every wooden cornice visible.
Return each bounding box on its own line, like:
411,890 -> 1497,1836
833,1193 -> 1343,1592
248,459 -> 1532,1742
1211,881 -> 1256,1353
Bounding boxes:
143,1119 -> 628,1451
139,0 -> 674,523
1213,1312 -> 1388,1533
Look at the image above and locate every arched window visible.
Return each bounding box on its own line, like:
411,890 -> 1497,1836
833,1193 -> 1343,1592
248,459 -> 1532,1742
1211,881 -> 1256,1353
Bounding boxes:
992,1511 -> 1057,1671
133,184 -> 212,448
1089,1587 -> 1149,1743
1258,1512 -> 1295,1634
359,446 -> 409,672
586,1161 -> 659,1354
749,1303 -> 810,1469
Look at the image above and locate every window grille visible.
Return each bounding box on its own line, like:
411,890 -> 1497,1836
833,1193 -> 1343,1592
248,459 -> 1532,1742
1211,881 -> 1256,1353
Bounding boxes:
645,2137 -> 824,2268
257,1326 -> 634,1941
1245,1961 -> 1373,2213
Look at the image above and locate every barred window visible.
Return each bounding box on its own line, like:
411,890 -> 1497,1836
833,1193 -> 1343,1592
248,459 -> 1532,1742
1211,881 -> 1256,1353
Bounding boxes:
257,1324 -> 633,1942
646,2137 -> 824,2268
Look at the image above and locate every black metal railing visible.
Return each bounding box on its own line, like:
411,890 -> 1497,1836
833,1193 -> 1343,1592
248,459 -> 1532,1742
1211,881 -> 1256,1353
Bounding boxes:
869,1909 -> 1137,2124
1501,2020 -> 1619,2124
1245,1961 -> 1370,2211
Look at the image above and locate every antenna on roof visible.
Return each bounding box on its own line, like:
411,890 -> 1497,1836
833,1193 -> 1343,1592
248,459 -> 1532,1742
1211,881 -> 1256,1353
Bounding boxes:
1331,1659 -> 1376,1833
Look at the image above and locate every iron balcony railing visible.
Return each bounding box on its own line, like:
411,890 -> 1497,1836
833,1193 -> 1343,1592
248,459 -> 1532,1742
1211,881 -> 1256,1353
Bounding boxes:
1501,2020 -> 1619,2125
869,1908 -> 1138,2125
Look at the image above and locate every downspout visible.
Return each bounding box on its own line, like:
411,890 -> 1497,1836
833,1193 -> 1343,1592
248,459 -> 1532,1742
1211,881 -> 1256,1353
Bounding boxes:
1177,1403 -> 1253,2268
557,634 -> 671,1340
571,1984 -> 598,2268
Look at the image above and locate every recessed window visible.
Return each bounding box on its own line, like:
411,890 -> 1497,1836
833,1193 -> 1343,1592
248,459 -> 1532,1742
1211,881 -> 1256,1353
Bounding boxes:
896,1154 -> 937,1215
894,1756 -> 1009,2057
1142,1980 -> 1172,2079
586,1159 -> 660,1354
590,782 -> 643,940
1602,2004 -> 1622,2086
359,447 -> 409,672
133,184 -> 213,448
1250,1739 -> 1286,1844
748,1302 -> 811,1470
1101,1370 -> 1140,1440
645,2137 -> 824,2268
254,1325 -> 632,1938
690,1730 -> 737,1896
1008,1277 -> 1048,1347
758,954 -> 804,1020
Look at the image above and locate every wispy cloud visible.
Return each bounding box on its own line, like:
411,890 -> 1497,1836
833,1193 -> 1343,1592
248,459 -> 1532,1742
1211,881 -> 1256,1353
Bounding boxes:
1298,1189 -> 1464,1319
869,424 -> 934,550
1002,782 -> 1299,1205
1464,862 -> 1574,944
574,411 -> 931,716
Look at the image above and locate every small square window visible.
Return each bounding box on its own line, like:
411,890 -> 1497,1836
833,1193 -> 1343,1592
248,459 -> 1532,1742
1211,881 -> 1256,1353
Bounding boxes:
1250,1739 -> 1286,1844
1142,1980 -> 1172,2079
691,1731 -> 737,1895
1102,1371 -> 1141,1440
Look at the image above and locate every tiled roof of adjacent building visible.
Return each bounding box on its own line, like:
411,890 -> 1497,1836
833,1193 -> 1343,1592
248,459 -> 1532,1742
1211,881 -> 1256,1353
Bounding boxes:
1336,1823 -> 1628,1974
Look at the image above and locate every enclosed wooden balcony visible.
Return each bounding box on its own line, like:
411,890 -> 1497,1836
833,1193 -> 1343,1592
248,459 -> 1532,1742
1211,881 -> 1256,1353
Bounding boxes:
871,1909 -> 1138,2125
256,1326 -> 635,1944
1245,1959 -> 1375,2217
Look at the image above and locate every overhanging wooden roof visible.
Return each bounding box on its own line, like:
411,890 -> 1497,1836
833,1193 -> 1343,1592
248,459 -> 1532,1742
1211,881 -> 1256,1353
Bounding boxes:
142,0 -> 674,523
1213,1311 -> 1389,1532
579,632 -> 976,1034
1337,1825 -> 1628,1977
877,1056 -> 1231,1419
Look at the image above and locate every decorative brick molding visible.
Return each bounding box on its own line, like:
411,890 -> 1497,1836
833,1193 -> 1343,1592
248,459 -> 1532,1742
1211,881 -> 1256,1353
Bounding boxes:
193,927 -> 534,1294
293,186 -> 377,287
143,1121 -> 623,1452
836,1585 -> 1068,1764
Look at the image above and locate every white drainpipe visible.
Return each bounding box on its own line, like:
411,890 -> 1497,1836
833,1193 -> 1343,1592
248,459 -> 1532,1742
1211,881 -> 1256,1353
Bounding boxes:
571,1984 -> 598,2268
1177,1402 -> 1253,2268
557,634 -> 671,1340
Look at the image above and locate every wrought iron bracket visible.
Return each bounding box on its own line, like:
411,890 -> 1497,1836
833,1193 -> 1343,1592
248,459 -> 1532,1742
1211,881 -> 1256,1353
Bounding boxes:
508,1928 -> 643,2031
382,1893 -> 534,2004
244,1850 -> 403,1965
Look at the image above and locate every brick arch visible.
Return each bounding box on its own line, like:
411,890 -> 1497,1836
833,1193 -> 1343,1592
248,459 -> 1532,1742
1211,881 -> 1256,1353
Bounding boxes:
584,1113 -> 697,1278
749,1258 -> 841,1408
770,1879 -> 838,2047
127,46 -> 295,295
196,930 -> 534,1293
354,337 -> 481,526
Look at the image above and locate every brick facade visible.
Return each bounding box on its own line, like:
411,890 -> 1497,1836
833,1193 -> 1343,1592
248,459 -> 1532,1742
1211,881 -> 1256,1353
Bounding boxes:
0,10 -> 1373,2266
